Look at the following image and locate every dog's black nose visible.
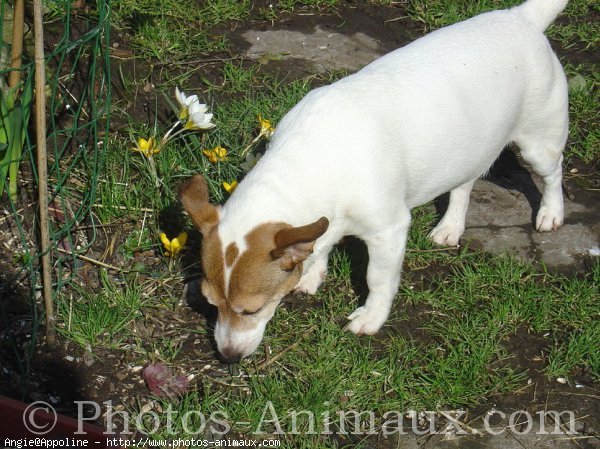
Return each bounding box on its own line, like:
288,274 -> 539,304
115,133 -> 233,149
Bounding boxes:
219,350 -> 242,365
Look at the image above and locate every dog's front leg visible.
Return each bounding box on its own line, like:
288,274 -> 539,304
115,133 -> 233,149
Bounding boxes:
345,214 -> 411,335
295,251 -> 329,294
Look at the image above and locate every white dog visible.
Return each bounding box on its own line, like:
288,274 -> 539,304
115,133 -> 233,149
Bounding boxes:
180,0 -> 569,363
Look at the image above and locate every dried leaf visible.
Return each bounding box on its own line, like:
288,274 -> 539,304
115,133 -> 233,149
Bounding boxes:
142,363 -> 189,397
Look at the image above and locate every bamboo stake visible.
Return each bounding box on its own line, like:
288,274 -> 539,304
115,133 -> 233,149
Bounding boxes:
32,0 -> 55,345
8,0 -> 25,89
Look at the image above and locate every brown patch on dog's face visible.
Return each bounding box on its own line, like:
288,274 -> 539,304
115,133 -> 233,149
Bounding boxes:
229,223 -> 301,310
201,223 -> 302,326
224,242 -> 239,268
180,173 -> 329,360
212,218 -> 328,360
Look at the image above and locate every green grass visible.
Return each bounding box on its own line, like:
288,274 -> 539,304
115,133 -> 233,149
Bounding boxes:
57,271 -> 147,348
563,64 -> 600,164
405,0 -> 598,29
111,0 -> 251,62
52,0 -> 600,444
121,248 -> 598,446
98,65 -> 320,213
405,0 -> 522,30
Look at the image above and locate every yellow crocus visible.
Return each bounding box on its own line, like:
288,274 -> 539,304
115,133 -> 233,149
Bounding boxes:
222,180 -> 238,194
258,114 -> 275,138
132,137 -> 160,158
160,232 -> 188,257
202,146 -> 228,164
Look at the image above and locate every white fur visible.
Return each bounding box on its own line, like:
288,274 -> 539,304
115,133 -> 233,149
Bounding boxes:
217,0 -> 568,342
215,319 -> 269,360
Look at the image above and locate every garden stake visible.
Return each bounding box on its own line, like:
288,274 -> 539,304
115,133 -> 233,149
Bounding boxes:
8,0 -> 24,89
33,0 -> 55,345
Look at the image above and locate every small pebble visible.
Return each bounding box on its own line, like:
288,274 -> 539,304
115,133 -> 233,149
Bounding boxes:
141,403 -> 153,413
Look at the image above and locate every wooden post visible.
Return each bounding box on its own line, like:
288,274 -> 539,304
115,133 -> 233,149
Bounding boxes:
32,0 -> 55,345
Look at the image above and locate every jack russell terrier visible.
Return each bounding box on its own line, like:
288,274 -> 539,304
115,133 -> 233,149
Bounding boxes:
180,0 -> 569,363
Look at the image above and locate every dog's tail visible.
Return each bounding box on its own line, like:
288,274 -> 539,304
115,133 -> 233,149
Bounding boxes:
516,0 -> 568,31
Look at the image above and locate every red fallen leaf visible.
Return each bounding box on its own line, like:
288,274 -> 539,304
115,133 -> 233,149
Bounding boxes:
57,238 -> 72,253
142,363 -> 189,397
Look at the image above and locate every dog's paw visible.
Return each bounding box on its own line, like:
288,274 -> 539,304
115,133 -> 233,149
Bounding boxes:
429,223 -> 464,246
343,306 -> 387,336
536,205 -> 564,232
294,268 -> 326,295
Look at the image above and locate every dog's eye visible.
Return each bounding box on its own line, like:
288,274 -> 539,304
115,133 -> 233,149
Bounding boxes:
241,307 -> 263,316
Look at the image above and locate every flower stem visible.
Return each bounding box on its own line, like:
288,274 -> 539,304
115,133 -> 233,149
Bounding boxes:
240,133 -> 263,157
162,120 -> 181,144
147,156 -> 161,188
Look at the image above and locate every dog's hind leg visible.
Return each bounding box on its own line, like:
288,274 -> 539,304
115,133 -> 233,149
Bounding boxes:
429,180 -> 475,246
515,55 -> 568,232
345,211 -> 411,335
515,83 -> 568,231
517,138 -> 566,232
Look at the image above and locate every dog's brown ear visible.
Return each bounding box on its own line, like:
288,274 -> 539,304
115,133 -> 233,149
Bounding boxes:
271,217 -> 329,270
179,174 -> 220,235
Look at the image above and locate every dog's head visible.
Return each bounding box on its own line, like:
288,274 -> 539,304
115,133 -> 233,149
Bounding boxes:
180,175 -> 328,363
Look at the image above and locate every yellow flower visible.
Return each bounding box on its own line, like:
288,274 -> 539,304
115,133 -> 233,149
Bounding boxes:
258,114 -> 275,138
132,137 -> 160,158
202,146 -> 228,164
222,180 -> 238,194
160,232 -> 188,257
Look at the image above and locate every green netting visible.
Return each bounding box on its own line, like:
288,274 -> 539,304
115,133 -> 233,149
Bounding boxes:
0,0 -> 110,392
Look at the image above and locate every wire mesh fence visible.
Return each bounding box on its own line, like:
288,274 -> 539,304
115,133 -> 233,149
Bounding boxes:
0,0 -> 110,395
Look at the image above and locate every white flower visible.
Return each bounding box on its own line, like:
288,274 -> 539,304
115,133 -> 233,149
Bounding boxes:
187,101 -> 215,130
240,152 -> 262,172
175,87 -> 198,109
175,87 -> 215,130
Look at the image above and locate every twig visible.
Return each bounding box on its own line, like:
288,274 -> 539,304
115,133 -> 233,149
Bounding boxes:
33,0 -> 56,345
255,324 -> 317,371
154,55 -> 246,68
0,208 -> 24,224
57,247 -> 131,273
58,79 -> 90,119
406,247 -> 458,253
439,411 -> 480,435
92,204 -> 155,213
384,16 -> 409,24
201,373 -> 247,389
70,222 -> 128,232
138,210 -> 148,246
